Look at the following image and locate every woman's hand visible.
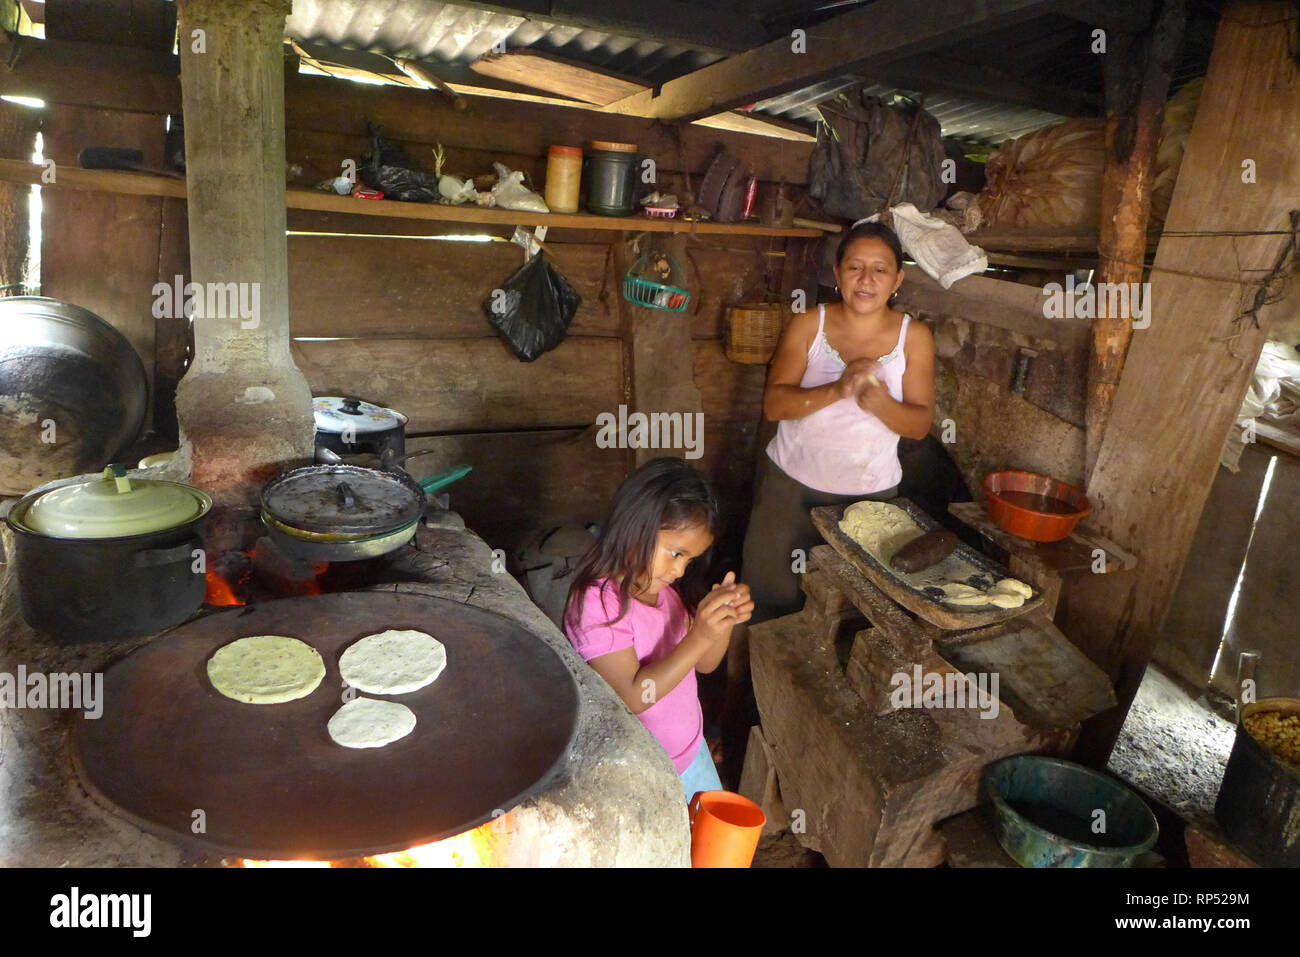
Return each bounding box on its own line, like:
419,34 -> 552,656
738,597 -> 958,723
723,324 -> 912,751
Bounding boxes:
838,358 -> 884,400
692,572 -> 754,643
855,370 -> 890,414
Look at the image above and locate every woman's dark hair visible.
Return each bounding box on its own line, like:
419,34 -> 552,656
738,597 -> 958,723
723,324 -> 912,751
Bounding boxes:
837,220 -> 904,271
566,457 -> 720,629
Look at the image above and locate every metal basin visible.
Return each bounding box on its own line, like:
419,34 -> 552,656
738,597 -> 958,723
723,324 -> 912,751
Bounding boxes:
983,755 -> 1159,867
0,297 -> 148,495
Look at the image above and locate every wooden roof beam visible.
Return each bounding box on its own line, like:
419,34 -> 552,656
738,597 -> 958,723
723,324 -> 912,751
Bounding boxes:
600,0 -> 1066,122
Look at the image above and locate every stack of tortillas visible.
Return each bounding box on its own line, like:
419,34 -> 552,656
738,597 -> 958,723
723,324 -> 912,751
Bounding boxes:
205,629 -> 446,750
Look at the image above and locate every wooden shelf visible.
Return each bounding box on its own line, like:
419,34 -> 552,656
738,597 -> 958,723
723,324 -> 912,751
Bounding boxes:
949,501 -> 1137,576
0,159 -> 823,238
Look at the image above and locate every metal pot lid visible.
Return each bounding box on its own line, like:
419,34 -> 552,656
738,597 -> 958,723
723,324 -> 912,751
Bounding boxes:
313,396 -> 407,435
261,464 -> 424,536
19,465 -> 211,539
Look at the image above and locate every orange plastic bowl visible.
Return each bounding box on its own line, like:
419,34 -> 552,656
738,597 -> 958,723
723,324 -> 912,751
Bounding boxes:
983,470 -> 1091,542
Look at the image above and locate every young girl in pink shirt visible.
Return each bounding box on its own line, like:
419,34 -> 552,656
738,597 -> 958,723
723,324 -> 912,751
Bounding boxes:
564,457 -> 753,799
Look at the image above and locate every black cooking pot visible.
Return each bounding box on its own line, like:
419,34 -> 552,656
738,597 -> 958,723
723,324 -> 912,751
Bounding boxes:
5,466 -> 211,643
313,396 -> 407,461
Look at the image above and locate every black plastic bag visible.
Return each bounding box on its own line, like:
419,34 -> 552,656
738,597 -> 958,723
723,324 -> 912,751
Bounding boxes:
359,124 -> 439,202
483,253 -> 581,362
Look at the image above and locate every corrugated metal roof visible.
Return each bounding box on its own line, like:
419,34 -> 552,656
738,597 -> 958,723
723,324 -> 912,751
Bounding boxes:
281,0 -> 1212,147
286,0 -> 722,85
752,79 -> 1066,144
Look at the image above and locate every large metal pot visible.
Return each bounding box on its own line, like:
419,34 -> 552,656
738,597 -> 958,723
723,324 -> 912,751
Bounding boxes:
0,297 -> 148,495
5,466 -> 211,642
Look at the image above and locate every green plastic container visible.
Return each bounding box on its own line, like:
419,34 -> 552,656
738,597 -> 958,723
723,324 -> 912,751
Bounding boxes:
983,755 -> 1159,867
586,140 -> 638,216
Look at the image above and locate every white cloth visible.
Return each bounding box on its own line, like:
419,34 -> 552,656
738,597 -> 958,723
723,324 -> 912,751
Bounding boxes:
889,202 -> 988,289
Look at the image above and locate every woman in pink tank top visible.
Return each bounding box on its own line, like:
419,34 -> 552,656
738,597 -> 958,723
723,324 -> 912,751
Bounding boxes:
719,223 -> 936,766
733,221 -> 936,653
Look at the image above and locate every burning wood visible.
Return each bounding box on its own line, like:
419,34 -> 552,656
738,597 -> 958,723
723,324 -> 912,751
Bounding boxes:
239,815 -> 510,868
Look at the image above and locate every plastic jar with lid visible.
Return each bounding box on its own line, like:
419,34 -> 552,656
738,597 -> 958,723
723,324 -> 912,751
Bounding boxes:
586,141 -> 638,216
544,145 -> 583,214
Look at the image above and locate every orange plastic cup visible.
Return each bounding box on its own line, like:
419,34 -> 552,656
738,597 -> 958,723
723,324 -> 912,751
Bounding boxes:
689,790 -> 766,868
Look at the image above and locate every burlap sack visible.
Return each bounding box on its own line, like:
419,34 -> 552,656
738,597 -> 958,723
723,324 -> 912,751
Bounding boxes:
972,118 -> 1105,231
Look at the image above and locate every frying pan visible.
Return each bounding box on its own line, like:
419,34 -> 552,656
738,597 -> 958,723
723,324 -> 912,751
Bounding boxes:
260,462 -> 471,562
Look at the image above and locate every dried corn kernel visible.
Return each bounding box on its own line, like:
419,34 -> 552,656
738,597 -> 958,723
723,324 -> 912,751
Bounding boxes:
1243,711 -> 1300,769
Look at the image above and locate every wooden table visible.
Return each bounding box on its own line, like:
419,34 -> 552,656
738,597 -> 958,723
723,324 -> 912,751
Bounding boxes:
742,543 -> 1116,866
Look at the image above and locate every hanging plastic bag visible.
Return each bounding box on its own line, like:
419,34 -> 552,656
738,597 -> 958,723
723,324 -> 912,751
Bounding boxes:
359,124 -> 439,202
491,162 -> 550,213
483,252 -> 580,361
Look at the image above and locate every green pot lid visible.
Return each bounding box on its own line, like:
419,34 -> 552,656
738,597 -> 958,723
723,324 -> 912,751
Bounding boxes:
22,466 -> 211,539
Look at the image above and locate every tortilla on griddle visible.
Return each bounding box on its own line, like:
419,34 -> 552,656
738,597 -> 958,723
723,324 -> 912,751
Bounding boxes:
339,629 -> 446,695
327,697 -> 416,749
207,635 -> 326,704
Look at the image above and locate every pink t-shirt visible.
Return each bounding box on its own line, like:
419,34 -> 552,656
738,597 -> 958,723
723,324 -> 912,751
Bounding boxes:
564,580 -> 703,774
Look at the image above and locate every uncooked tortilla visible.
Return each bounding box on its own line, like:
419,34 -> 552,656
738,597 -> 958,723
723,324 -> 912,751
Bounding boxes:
838,502 -> 1032,610
339,629 -> 446,695
207,635 -> 326,704
327,697 -> 417,749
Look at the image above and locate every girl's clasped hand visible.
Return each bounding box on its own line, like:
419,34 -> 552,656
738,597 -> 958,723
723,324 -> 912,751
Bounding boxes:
691,571 -> 754,644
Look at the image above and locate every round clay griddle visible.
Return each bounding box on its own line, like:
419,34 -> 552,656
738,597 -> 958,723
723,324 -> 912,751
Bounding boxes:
71,592 -> 580,860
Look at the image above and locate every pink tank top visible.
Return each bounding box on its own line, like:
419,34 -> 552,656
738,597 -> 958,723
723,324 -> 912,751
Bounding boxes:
768,305 -> 910,495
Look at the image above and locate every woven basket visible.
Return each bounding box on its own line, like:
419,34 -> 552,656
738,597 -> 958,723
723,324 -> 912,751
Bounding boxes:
725,302 -> 784,364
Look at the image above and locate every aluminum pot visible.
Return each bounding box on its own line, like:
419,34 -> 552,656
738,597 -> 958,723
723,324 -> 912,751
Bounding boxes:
313,396 -> 406,461
0,297 -> 148,495
5,466 -> 211,643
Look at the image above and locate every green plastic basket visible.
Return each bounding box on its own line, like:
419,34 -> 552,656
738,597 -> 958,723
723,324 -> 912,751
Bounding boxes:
623,274 -> 691,312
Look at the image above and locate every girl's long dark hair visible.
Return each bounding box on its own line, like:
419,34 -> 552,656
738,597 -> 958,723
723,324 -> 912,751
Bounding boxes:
566,457 -> 721,629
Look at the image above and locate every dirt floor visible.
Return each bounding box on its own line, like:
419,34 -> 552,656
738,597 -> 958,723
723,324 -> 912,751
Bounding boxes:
1106,664 -> 1238,830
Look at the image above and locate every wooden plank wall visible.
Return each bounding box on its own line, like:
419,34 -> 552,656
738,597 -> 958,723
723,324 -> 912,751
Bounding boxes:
281,215 -> 782,561
39,105 -> 172,434
27,74 -> 814,560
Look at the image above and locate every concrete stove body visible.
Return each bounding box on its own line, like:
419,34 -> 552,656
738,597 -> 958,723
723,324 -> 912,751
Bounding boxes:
0,513 -> 691,866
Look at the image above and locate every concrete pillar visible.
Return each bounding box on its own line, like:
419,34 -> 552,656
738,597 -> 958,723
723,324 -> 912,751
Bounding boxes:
173,0 -> 312,504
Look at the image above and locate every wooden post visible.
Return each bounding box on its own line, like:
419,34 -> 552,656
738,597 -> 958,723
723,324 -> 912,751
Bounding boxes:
0,100 -> 35,295
1086,0 -> 1186,476
1061,0 -> 1300,763
612,232 -> 703,468
173,0 -> 314,501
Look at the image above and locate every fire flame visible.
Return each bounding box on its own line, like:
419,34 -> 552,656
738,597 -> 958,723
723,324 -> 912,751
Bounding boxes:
204,550 -> 329,606
240,815 -> 509,868
204,569 -> 245,607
